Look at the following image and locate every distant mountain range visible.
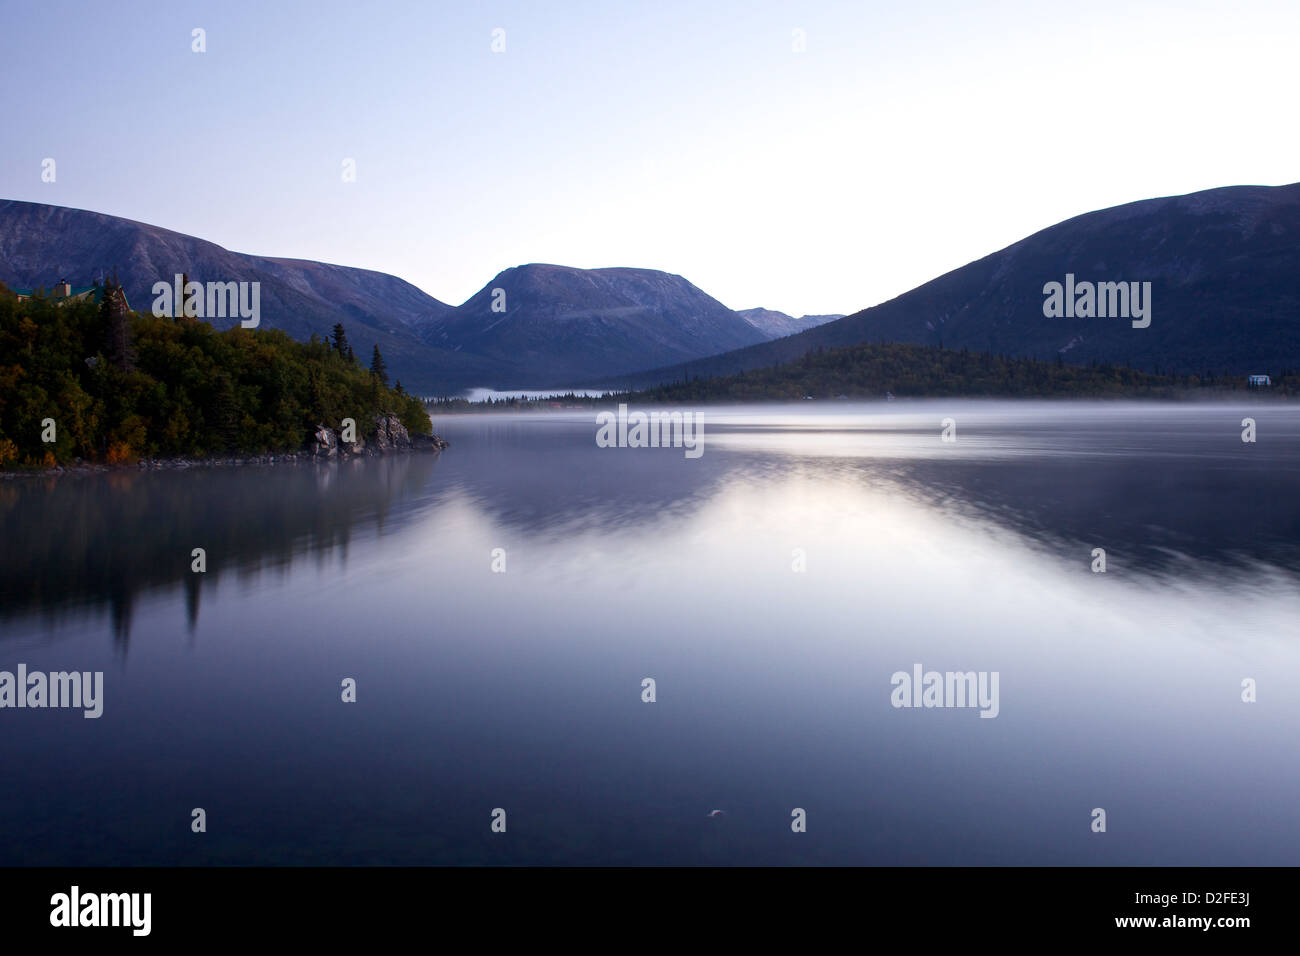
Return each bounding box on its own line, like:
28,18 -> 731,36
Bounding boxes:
608,183 -> 1300,388
6,184 -> 1297,395
0,201 -> 826,392
736,308 -> 844,338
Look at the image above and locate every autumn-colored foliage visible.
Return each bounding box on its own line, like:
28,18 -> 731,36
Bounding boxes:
0,282 -> 431,467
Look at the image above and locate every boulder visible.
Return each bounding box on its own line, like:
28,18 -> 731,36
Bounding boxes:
412,433 -> 449,451
308,417 -> 443,459
310,424 -> 338,458
371,414 -> 412,453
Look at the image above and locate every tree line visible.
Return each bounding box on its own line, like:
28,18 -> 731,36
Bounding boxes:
0,280 -> 431,467
622,343 -> 1299,403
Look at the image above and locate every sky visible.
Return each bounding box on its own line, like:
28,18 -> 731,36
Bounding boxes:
2,0 -> 1297,317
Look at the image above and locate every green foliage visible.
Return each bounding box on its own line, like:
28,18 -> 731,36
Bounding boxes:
0,288 -> 431,467
370,344 -> 389,386
330,322 -> 354,362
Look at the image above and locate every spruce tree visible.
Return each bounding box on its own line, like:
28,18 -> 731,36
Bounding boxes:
370,345 -> 389,385
330,323 -> 349,356
101,270 -> 135,371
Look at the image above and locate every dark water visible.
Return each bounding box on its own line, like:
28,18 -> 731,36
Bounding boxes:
2,401 -> 1298,865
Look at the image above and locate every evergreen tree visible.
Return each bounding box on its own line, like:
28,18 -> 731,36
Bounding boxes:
101,271 -> 135,371
370,345 -> 389,385
330,323 -> 350,356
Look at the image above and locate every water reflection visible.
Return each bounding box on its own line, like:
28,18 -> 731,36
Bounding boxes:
0,453 -> 444,647
2,403 -> 1299,865
4,403 -> 1300,648
432,402 -> 1300,579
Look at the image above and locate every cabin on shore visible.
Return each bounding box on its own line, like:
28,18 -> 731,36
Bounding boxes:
12,279 -> 130,311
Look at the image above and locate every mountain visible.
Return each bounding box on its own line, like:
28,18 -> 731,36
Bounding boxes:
736,308 -> 844,339
0,201 -> 790,392
0,199 -> 498,393
609,183 -> 1300,388
412,263 -> 769,384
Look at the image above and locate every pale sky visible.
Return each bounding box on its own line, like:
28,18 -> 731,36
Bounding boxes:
2,0 -> 1297,316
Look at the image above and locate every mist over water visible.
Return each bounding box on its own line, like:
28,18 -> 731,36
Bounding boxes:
2,401 -> 1297,865
458,388 -> 613,402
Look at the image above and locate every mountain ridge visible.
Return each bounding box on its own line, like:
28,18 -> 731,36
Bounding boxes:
603,182 -> 1300,388
0,201 -> 818,391
412,262 -> 770,382
736,307 -> 844,339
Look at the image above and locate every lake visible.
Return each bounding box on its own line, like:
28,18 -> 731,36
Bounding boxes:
2,400 -> 1298,865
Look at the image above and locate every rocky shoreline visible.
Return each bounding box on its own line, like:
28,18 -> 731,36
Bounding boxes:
2,414 -> 448,479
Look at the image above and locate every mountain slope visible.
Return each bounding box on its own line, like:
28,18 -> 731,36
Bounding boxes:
609,182 -> 1300,388
0,199 -> 490,392
413,263 -> 769,384
0,201 -> 804,391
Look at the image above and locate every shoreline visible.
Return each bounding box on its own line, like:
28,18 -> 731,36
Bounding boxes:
1,433 -> 449,481
427,389 -> 1294,414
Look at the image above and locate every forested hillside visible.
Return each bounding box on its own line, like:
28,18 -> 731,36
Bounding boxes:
0,281 -> 430,467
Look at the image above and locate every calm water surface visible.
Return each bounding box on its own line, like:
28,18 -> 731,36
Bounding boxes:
2,400 -> 1297,865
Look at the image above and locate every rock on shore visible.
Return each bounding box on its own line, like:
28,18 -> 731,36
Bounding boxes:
309,414 -> 448,459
